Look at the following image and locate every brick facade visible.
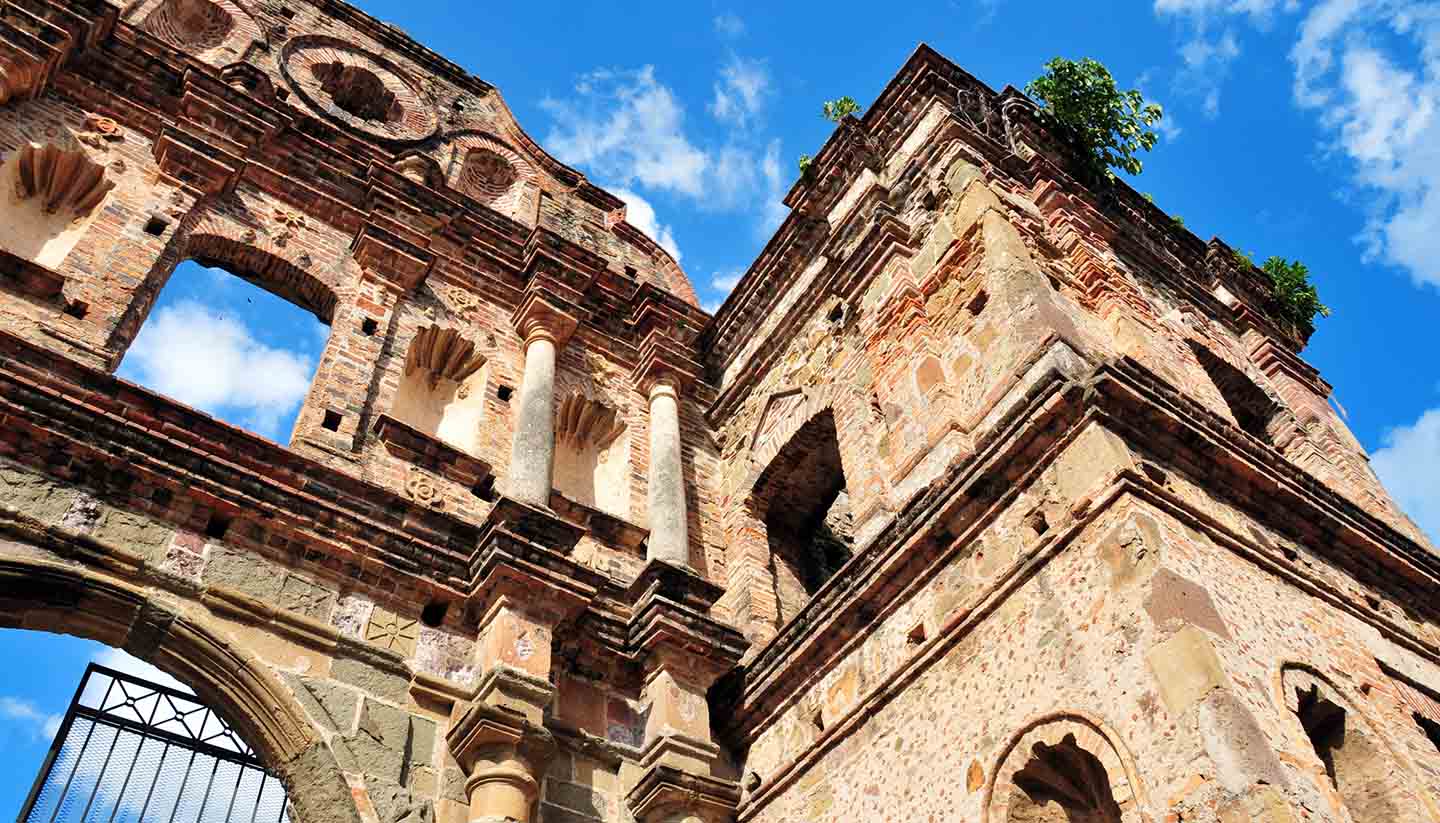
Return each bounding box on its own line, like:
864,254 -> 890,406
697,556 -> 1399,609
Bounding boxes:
0,4 -> 1436,822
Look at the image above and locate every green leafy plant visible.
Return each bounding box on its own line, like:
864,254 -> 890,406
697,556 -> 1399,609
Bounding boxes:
1172,215 -> 1185,228
1025,57 -> 1164,181
1261,256 -> 1330,329
797,154 -> 813,175
822,96 -> 861,122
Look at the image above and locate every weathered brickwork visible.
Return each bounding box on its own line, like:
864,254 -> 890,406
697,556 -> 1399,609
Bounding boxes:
1,5 -> 1436,823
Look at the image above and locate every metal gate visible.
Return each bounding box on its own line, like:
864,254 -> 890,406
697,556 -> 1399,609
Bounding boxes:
17,663 -> 292,823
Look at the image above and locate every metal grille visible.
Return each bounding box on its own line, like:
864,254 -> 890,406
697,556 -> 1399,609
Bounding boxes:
17,663 -> 291,823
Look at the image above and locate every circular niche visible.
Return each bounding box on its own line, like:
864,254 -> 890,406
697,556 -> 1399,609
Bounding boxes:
140,0 -> 237,52
459,148 -> 519,203
281,37 -> 438,142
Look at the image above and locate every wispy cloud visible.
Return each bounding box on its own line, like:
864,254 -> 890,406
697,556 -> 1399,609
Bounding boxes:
1152,0 -> 1440,291
714,13 -> 745,38
119,300 -> 317,440
711,271 -> 743,293
0,696 -> 63,741
541,66 -> 711,198
613,187 -> 683,262
709,55 -> 772,126
1372,405 -> 1440,543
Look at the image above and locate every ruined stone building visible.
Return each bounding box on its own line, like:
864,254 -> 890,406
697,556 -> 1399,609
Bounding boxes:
3,2 -> 1439,822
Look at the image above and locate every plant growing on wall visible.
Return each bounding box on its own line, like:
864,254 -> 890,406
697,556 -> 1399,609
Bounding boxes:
797,98 -> 864,178
1261,256 -> 1330,329
822,96 -> 861,122
1025,57 -> 1163,181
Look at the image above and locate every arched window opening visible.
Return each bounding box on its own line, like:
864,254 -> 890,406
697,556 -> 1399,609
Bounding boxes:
1292,681 -> 1401,823
390,324 -> 488,456
552,392 -> 630,517
1188,342 -> 1284,445
118,260 -> 328,444
0,143 -> 114,270
753,410 -> 853,624
3,628 -> 291,823
1007,734 -> 1124,823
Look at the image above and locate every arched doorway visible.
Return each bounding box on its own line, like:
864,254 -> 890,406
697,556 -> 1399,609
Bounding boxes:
15,647 -> 293,823
0,556 -> 359,823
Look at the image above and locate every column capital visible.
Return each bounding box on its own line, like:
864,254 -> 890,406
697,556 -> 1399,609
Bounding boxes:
632,328 -> 702,396
469,497 -> 602,622
512,291 -> 580,348
446,688 -> 556,823
625,764 -> 740,823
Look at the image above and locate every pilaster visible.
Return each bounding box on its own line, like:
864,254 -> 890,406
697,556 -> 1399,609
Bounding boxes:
625,561 -> 747,823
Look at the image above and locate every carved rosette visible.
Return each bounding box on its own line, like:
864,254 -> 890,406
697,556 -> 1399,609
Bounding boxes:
281,37 -> 438,142
404,468 -> 444,508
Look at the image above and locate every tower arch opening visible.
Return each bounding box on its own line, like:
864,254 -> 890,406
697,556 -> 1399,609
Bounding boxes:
751,409 -> 854,624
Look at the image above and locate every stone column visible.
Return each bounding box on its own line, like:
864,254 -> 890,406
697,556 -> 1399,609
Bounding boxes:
646,379 -> 689,566
507,326 -> 559,506
506,294 -> 578,507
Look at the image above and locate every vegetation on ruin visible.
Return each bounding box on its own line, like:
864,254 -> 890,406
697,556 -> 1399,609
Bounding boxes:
1231,249 -> 1330,330
796,98 -> 863,178
1261,256 -> 1330,329
822,96 -> 862,122
1026,57 -> 1163,182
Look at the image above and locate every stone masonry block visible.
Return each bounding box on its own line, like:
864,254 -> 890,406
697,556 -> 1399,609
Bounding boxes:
0,464 -> 78,526
285,672 -> 359,732
92,506 -> 174,564
1147,624 -> 1230,717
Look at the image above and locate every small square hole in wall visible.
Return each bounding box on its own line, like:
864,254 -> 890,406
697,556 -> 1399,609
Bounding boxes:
811,708 -> 825,732
907,622 -> 928,646
204,512 -> 232,539
321,410 -> 343,431
63,300 -> 88,320
472,476 -> 497,502
278,6 -> 296,18
420,600 -> 449,627
360,317 -> 379,336
496,385 -> 513,402
143,216 -> 170,237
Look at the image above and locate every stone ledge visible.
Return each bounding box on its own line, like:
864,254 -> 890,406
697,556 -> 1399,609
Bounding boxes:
0,248 -> 66,304
372,413 -> 493,489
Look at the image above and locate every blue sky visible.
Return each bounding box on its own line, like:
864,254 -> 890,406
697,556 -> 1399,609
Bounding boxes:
5,0 -> 1440,809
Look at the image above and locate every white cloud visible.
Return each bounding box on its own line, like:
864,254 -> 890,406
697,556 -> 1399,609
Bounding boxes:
92,647 -> 193,694
542,62 -> 790,242
1371,406 -> 1440,542
759,138 -> 790,235
613,187 -> 682,262
712,271 -> 743,292
709,55 -> 772,126
1153,0 -> 1440,290
714,13 -> 745,38
541,66 -> 711,198
120,300 -> 316,440
1177,28 -> 1243,117
0,696 -> 63,741
1154,0 -> 1293,19
1287,1 -> 1440,289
